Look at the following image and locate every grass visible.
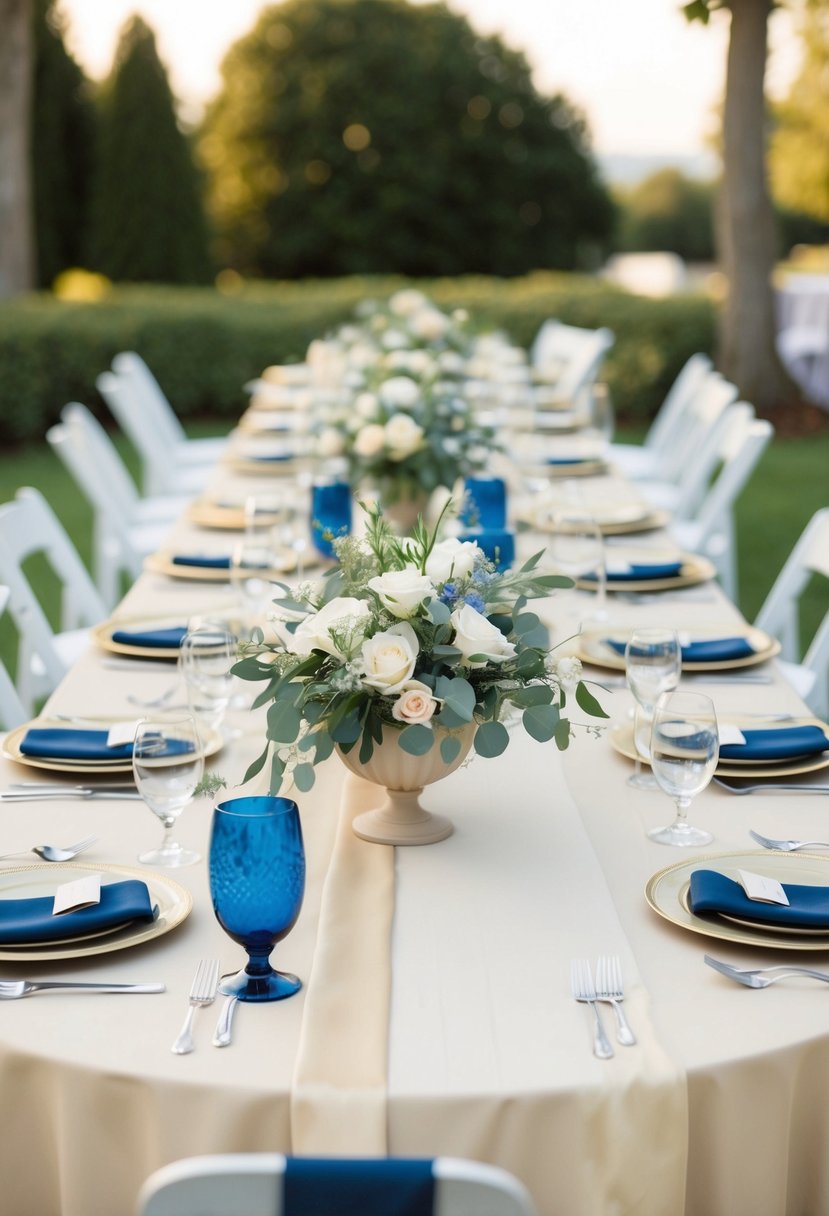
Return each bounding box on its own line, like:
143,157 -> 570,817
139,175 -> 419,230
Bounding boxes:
0,423 -> 826,684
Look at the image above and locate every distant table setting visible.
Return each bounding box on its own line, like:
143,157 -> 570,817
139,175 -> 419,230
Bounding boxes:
2,290 -> 829,1216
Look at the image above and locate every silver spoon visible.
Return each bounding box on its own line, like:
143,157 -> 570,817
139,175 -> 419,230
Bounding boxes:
0,835 -> 98,863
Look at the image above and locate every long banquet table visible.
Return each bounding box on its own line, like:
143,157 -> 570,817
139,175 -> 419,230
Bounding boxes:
2,454 -> 829,1216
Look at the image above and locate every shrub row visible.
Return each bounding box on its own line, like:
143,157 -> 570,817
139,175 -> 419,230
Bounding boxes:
0,274 -> 717,443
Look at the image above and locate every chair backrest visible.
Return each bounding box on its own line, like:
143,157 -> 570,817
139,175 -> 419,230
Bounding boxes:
111,351 -> 186,449
755,508 -> 829,662
531,322 -> 614,407
137,1154 -> 538,1216
0,585 -> 27,729
98,368 -> 178,495
669,391 -> 745,520
59,403 -> 140,521
658,372 -> 739,487
691,406 -> 774,543
645,352 -> 713,456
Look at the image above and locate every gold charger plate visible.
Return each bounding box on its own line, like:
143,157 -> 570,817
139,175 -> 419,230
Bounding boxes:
92,615 -> 186,660
227,456 -> 303,477
578,624 -> 780,672
575,552 -> 716,593
609,717 -> 829,779
546,459 -> 607,478
529,504 -> 670,536
0,862 -> 192,962
1,718 -> 223,776
187,500 -> 287,530
645,850 -> 829,951
144,551 -> 314,582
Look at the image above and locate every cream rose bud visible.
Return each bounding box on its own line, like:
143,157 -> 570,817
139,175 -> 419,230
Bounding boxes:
355,392 -> 379,419
317,427 -> 345,458
368,568 -> 435,618
360,622 -> 419,693
425,537 -> 479,583
353,424 -> 387,458
449,603 -> 517,667
384,414 -> 425,460
289,597 -> 371,659
392,681 -> 438,725
378,375 -> 420,408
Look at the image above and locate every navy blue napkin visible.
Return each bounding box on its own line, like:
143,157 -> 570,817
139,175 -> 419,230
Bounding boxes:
547,456 -> 593,466
284,1158 -> 435,1216
607,636 -> 756,662
719,725 -> 829,762
250,453 -> 293,463
171,555 -> 231,570
110,626 -> 187,649
19,729 -> 194,762
689,869 -> 829,930
585,561 -> 683,583
0,879 -> 156,944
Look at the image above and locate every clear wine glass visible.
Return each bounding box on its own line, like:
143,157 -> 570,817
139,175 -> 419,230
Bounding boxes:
179,628 -> 236,735
624,628 -> 681,790
230,536 -> 277,633
649,691 -> 719,847
209,795 -> 306,1002
549,508 -> 607,622
132,715 -> 204,867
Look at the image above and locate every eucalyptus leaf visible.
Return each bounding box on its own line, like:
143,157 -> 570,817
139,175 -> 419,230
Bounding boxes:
473,721 -> 509,758
427,599 -> 451,625
293,763 -> 316,793
398,724 -> 436,755
522,703 -> 561,742
440,734 -> 462,764
554,720 -> 572,750
242,745 -> 269,785
576,682 -> 610,719
267,701 -> 302,744
330,711 -> 362,745
509,684 -> 553,708
314,731 -> 335,763
359,728 -> 375,765
435,676 -> 476,721
269,752 -> 285,794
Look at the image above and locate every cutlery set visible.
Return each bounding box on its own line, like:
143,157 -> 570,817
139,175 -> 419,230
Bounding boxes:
704,955 -> 829,989
570,955 -> 636,1059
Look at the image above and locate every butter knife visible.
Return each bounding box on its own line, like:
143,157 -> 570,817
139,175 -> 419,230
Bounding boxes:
212,995 -> 239,1047
0,788 -> 143,801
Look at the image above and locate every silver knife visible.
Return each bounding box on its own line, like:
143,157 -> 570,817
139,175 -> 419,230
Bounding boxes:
212,995 -> 238,1047
0,788 -> 143,801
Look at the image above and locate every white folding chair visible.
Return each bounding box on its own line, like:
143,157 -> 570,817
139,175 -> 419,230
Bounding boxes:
0,491 -> 106,715
47,405 -> 183,608
0,586 -> 27,729
138,1154 -> 537,1216
670,404 -> 774,602
755,508 -> 829,717
609,353 -> 714,480
530,321 -> 614,412
105,352 -> 227,495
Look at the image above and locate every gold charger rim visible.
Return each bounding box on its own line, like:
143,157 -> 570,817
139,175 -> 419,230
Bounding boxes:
645,849 -> 829,951
575,553 -> 716,593
0,862 -> 192,962
144,551 -> 312,582
91,615 -> 186,660
608,718 -> 829,779
1,718 -> 223,775
577,624 -> 780,672
545,459 -> 607,478
187,501 -> 284,530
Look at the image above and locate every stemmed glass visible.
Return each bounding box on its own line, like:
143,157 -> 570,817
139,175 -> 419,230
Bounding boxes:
549,508 -> 607,622
624,628 -> 681,789
649,691 -> 719,846
179,628 -> 236,735
132,715 -> 204,866
209,795 -> 306,1001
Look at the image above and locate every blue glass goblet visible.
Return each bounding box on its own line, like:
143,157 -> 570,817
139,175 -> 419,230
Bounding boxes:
209,795 -> 305,1002
462,476 -> 507,529
311,480 -> 352,558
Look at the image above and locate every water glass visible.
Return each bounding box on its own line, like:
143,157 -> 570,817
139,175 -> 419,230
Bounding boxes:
462,477 -> 507,529
180,628 -> 236,733
649,691 -> 718,846
624,628 -> 681,789
209,796 -> 306,1001
549,508 -> 607,621
132,715 -> 204,867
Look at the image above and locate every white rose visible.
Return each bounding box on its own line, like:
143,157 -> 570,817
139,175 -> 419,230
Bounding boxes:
355,392 -> 379,419
425,537 -> 479,583
392,680 -> 438,725
381,328 -> 409,350
378,375 -> 420,408
389,288 -> 429,316
289,597 -> 371,659
384,414 -> 424,460
410,307 -> 449,341
554,655 -> 583,689
360,622 -> 419,693
438,350 -> 465,375
317,427 -> 345,458
353,424 -> 387,458
449,603 -> 517,668
368,568 -> 435,618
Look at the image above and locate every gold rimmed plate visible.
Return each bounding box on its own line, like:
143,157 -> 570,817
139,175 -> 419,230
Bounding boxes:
576,552 -> 716,593
92,615 -> 187,660
1,718 -> 223,775
0,863 -> 192,962
187,500 -> 287,530
608,717 -> 829,779
144,551 -> 315,582
545,459 -> 608,478
227,456 -> 304,477
645,850 -> 829,951
529,504 -> 670,536
578,624 -> 780,672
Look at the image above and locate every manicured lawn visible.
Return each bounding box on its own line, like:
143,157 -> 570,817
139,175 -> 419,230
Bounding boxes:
0,423 -> 826,683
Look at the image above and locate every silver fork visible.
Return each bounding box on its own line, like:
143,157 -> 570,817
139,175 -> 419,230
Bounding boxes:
750,828 -> 829,852
704,954 -> 829,989
714,777 -> 829,796
171,959 -> 220,1055
570,958 -> 614,1059
0,980 -> 165,999
594,956 -> 636,1046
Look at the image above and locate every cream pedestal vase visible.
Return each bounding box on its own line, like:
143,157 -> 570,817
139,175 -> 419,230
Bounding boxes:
337,724 -> 476,845
382,489 -> 430,535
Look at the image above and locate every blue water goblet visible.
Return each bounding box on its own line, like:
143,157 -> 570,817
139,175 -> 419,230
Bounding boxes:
311,480 -> 352,558
462,476 -> 507,529
209,795 -> 306,1002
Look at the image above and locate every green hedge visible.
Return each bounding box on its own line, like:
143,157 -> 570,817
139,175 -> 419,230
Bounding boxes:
0,274 -> 717,443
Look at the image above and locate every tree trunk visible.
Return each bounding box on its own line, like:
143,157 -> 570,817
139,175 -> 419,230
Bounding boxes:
719,0 -> 792,412
0,0 -> 35,297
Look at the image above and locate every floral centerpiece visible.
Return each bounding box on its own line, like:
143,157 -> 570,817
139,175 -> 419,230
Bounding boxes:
233,502 -> 608,832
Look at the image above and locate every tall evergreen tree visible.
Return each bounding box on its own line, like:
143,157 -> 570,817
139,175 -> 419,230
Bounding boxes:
31,0 -> 97,287
199,0 -> 614,278
91,15 -> 212,283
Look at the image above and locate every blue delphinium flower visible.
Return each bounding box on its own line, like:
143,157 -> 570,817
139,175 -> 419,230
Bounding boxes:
463,592 -> 485,613
439,581 -> 458,606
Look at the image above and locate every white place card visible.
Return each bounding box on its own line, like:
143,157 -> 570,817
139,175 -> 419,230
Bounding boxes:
718,724 -> 747,746
737,869 -> 790,906
106,720 -> 142,749
52,874 -> 101,916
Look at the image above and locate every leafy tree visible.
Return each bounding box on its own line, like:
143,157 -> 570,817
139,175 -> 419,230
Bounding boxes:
770,0 -> 829,224
616,169 -> 715,261
199,0 -> 615,277
90,15 -> 212,283
0,0 -> 35,296
31,0 -> 97,288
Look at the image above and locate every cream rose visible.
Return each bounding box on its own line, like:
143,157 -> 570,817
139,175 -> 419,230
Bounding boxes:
353,424 -> 387,458
384,414 -> 424,460
410,307 -> 449,341
368,568 -> 435,618
389,288 -> 429,316
317,427 -> 345,458
449,603 -> 517,667
425,537 -> 479,583
288,597 -> 371,659
378,375 -> 420,408
355,391 -> 379,419
360,622 -> 419,693
392,680 -> 438,725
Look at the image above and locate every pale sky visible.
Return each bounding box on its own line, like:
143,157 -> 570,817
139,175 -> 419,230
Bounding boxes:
58,0 -> 801,157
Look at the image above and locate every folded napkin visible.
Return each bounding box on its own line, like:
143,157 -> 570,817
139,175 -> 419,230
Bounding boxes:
689,869 -> 829,931
283,1158 -> 434,1216
606,636 -> 756,663
19,728 -> 193,762
0,879 -> 156,945
719,724 -> 829,762
171,555 -> 231,570
110,625 -> 187,649
547,456 -> 594,466
585,561 -> 683,583
250,453 -> 294,463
